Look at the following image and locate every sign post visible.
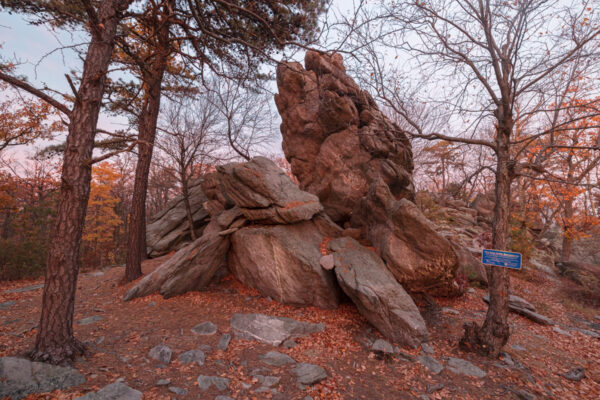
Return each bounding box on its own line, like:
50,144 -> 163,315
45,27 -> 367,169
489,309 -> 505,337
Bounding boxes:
481,249 -> 522,270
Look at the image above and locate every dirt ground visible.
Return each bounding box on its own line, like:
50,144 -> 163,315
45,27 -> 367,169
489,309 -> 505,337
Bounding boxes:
1,257 -> 599,400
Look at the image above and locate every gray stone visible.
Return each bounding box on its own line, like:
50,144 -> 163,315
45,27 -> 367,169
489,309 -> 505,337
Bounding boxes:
426,383 -> 444,394
197,375 -> 230,391
124,226 -> 230,301
255,375 -> 281,388
217,333 -> 231,351
483,294 -> 555,325
417,355 -> 443,374
576,328 -> 600,339
552,326 -> 572,337
563,367 -> 585,381
74,381 -> 141,400
511,344 -> 526,351
292,363 -> 327,385
329,237 -> 429,347
228,222 -> 341,309
192,321 -> 217,336
155,379 -> 170,386
216,157 -> 323,225
421,343 -> 434,354
178,349 -> 206,365
230,313 -> 324,346
148,345 -> 172,365
0,300 -> 16,309
259,351 -> 296,366
447,357 -> 486,378
282,339 -> 297,348
0,357 -> 86,400
502,385 -> 537,400
3,284 -> 44,294
168,387 -> 188,396
371,339 -> 394,354
77,316 -> 104,325
215,397 -> 234,400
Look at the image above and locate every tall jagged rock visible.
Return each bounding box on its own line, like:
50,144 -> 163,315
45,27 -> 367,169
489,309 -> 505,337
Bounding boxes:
276,51 -> 460,296
275,51 -> 414,224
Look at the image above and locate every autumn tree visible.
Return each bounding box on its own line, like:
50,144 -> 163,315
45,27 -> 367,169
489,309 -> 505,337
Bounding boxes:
0,0 -> 135,363
343,0 -> 600,356
82,162 -> 123,269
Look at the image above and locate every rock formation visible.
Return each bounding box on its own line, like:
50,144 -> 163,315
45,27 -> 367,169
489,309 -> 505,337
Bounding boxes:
275,51 -> 460,296
128,51 -> 485,347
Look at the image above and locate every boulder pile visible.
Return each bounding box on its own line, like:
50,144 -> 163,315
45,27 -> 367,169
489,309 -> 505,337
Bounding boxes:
127,51 -> 472,348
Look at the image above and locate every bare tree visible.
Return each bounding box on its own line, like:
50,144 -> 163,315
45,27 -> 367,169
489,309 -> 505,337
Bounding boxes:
156,95 -> 221,239
341,0 -> 600,357
207,76 -> 277,161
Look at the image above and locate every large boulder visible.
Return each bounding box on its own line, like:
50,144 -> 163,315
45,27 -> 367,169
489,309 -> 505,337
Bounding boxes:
228,221 -> 342,309
275,51 -> 414,224
328,237 -> 429,347
0,357 -> 86,400
216,157 -> 323,224
357,180 -> 461,296
146,179 -> 210,257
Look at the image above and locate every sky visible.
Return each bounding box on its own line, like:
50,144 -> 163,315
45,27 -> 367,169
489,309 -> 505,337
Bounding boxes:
0,0 -> 360,164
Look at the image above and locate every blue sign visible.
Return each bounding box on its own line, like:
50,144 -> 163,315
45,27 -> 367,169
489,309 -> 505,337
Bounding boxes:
481,249 -> 522,270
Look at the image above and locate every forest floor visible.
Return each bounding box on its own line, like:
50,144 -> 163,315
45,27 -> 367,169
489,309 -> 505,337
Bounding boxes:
1,257 -> 599,400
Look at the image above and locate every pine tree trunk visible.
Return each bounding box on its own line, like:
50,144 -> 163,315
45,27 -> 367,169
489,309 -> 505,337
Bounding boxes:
460,111 -> 513,358
30,0 -> 131,365
561,198 -> 574,262
124,6 -> 172,281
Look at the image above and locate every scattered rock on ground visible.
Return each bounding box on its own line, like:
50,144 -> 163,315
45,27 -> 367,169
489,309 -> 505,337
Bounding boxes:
217,333 -> 231,351
3,284 -> 44,294
197,375 -> 230,391
562,367 -> 585,381
371,339 -> 395,354
178,350 -> 205,365
155,379 -> 170,386
417,355 -> 444,374
259,351 -> 296,366
148,345 -> 172,365
0,357 -> 86,400
552,326 -> 572,337
447,357 -> 486,378
230,313 -> 325,346
75,381 -> 141,400
483,294 -> 555,326
421,343 -> 434,354
191,321 -> 217,336
168,387 -> 188,396
76,316 -> 104,325
0,300 -> 16,309
292,363 -> 327,385
502,385 -> 537,400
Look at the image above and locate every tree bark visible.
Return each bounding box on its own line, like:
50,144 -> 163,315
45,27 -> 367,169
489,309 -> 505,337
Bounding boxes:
181,174 -> 197,240
124,4 -> 172,282
30,0 -> 131,365
460,109 -> 513,358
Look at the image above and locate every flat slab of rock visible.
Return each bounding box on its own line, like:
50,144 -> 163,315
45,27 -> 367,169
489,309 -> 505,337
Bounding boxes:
483,294 -> 555,326
197,375 -> 230,391
0,357 -> 85,400
217,157 -> 323,224
228,222 -> 341,309
259,351 -> 296,366
77,316 -> 104,325
292,363 -> 327,385
178,350 -> 205,365
3,284 -> 44,294
447,357 -> 486,378
328,237 -> 428,347
217,333 -> 231,351
0,300 -> 16,309
417,355 -> 443,374
75,381 -> 141,400
124,224 -> 230,301
371,339 -> 395,354
191,321 -> 217,336
230,313 -> 324,346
